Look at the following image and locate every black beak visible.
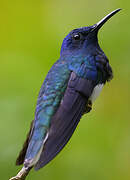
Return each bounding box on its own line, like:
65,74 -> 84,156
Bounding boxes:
92,9 -> 121,32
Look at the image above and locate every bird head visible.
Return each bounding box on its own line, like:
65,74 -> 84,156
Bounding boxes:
60,9 -> 121,57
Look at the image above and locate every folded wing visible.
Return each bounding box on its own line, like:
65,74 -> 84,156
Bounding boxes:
35,72 -> 95,170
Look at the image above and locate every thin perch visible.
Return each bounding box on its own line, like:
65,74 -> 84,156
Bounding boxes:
9,167 -> 32,180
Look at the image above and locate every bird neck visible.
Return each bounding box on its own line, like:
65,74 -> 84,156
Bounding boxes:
60,43 -> 102,61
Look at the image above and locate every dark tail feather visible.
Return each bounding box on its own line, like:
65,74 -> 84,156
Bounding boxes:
16,120 -> 34,165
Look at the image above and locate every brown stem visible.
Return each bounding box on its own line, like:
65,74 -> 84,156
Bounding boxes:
9,166 -> 32,180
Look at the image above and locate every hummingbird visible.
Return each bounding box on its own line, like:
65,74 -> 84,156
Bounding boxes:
10,9 -> 121,180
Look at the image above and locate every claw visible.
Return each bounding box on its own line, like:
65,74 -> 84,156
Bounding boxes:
87,101 -> 92,109
83,100 -> 92,115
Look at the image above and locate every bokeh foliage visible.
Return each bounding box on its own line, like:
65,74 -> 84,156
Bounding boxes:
0,0 -> 130,180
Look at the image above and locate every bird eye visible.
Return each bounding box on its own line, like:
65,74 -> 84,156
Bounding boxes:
73,34 -> 80,40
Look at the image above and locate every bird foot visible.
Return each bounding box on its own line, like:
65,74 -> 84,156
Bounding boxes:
83,100 -> 92,115
9,167 -> 31,180
87,101 -> 92,111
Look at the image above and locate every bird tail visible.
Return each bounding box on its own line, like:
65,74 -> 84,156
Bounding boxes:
16,115 -> 49,168
16,120 -> 34,165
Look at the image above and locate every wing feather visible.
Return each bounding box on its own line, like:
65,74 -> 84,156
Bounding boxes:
35,72 -> 95,170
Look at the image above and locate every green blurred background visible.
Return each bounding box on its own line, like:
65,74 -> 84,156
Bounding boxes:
0,0 -> 130,180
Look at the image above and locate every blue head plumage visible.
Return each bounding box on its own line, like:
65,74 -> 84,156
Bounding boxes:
60,26 -> 99,57
60,9 -> 121,57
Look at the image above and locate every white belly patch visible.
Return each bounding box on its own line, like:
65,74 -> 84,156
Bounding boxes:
89,84 -> 104,103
